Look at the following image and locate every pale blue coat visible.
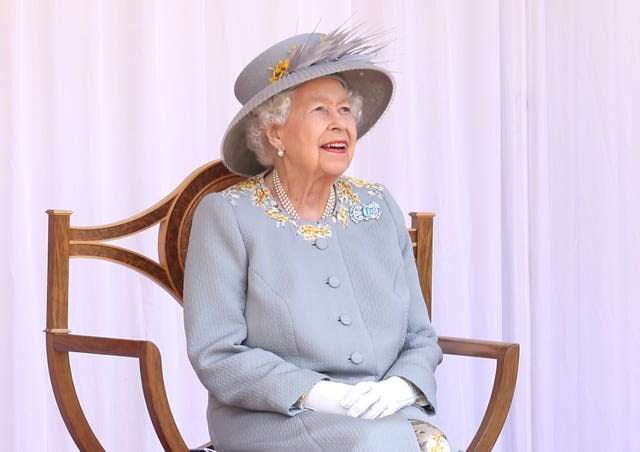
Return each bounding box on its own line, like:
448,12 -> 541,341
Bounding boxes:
183,174 -> 443,452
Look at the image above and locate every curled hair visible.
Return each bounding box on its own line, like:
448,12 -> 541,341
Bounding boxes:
244,81 -> 363,167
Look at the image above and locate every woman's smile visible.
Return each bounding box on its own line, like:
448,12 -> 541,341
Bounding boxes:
320,140 -> 349,154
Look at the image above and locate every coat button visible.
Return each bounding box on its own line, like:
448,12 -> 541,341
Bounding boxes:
349,352 -> 363,364
338,314 -> 352,326
327,276 -> 341,288
314,237 -> 328,250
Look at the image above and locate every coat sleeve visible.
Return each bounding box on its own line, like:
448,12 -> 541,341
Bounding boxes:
183,194 -> 325,416
380,189 -> 443,414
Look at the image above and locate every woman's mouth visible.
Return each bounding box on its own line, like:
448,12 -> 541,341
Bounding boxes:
320,141 -> 348,153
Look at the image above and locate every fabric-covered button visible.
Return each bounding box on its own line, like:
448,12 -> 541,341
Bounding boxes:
327,276 -> 341,288
349,352 -> 363,364
314,237 -> 328,250
338,314 -> 352,326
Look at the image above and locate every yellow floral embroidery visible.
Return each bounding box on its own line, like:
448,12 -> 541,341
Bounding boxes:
264,206 -> 289,226
232,178 -> 261,191
253,187 -> 270,206
344,176 -> 384,196
222,175 -> 384,240
337,205 -> 349,228
335,179 -> 359,204
298,224 -> 331,240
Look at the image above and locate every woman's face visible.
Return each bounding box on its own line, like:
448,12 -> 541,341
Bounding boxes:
269,77 -> 358,180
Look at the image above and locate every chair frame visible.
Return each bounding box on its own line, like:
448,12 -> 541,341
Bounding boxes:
45,160 -> 519,451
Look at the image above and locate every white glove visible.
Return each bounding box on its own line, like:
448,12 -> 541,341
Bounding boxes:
299,380 -> 353,415
340,376 -> 420,419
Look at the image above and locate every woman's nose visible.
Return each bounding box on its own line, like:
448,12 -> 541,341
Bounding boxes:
329,109 -> 348,129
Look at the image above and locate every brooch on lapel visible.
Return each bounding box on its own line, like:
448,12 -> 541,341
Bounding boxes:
349,202 -> 382,223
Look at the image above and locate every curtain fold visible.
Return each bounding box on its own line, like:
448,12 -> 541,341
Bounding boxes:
2,1 -> 638,450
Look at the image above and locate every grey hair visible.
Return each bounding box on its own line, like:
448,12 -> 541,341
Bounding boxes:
244,80 -> 364,167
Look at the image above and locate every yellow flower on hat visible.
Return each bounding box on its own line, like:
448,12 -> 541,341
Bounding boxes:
268,58 -> 290,84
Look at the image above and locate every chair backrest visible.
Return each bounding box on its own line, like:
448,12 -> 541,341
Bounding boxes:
45,159 -> 435,451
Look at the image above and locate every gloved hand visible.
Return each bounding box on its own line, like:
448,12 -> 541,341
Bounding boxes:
299,380 -> 354,415
340,376 -> 420,419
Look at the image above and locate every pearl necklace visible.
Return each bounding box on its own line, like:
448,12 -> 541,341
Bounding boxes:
272,169 -> 336,221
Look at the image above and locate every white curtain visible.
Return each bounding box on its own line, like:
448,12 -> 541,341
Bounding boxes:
2,1 -> 638,450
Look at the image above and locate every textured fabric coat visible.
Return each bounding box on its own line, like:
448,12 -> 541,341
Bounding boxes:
183,174 -> 443,452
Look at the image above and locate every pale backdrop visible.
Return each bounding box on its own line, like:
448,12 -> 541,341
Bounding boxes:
1,1 -> 639,451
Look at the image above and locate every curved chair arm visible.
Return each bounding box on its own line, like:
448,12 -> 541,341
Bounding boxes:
438,336 -> 519,452
47,332 -> 188,451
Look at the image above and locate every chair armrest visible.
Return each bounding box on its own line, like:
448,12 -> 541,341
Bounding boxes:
438,336 -> 519,452
47,333 -> 188,451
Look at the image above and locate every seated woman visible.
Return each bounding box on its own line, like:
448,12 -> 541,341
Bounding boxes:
184,26 -> 451,452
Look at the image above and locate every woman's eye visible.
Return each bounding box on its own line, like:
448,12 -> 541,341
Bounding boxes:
313,106 -> 326,112
339,106 -> 352,113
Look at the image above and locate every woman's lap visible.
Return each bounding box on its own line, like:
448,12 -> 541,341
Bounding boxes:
210,406 -> 428,451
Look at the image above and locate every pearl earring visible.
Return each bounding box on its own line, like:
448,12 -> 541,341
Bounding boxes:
277,148 -> 285,157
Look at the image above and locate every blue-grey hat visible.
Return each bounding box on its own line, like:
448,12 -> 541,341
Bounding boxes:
222,27 -> 395,176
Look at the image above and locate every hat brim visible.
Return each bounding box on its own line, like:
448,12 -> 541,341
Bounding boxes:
222,61 -> 394,177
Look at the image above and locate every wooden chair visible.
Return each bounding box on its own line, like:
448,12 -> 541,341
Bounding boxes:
45,159 -> 519,451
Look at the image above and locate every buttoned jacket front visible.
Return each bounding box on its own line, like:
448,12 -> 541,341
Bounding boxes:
184,175 -> 443,452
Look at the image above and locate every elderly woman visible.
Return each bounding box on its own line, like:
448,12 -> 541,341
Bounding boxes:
184,27 -> 451,452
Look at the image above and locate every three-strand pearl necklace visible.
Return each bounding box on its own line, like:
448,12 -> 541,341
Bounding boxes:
272,169 -> 336,221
